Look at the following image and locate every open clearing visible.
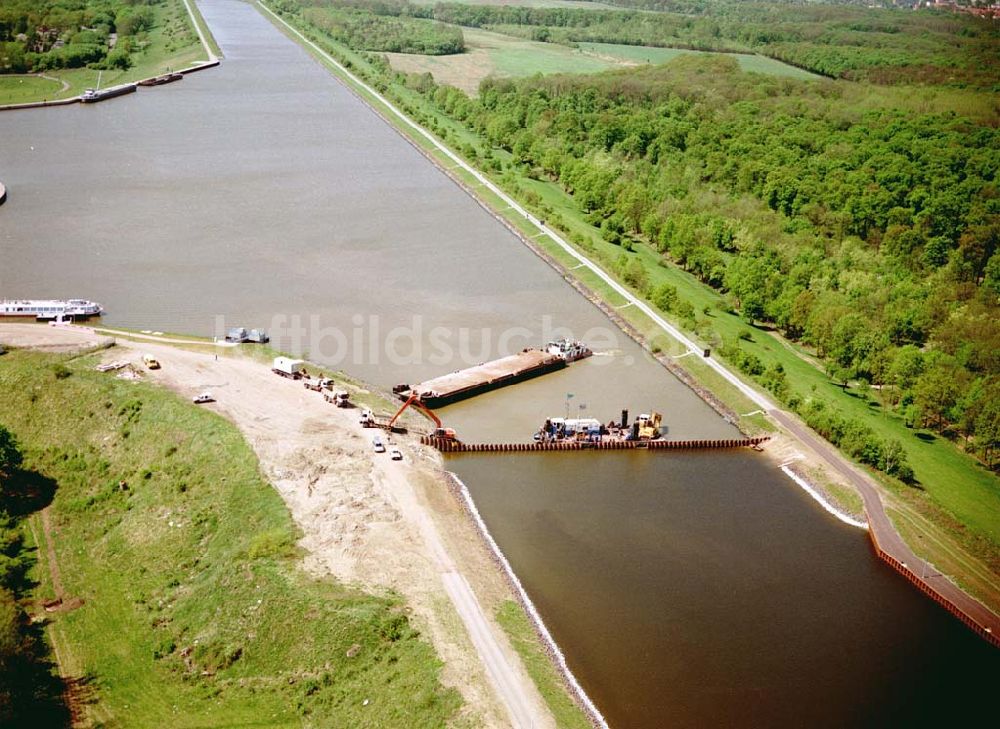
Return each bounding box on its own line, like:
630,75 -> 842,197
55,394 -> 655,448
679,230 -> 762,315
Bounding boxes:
387,28 -> 617,94
387,29 -> 818,95
577,42 -> 821,79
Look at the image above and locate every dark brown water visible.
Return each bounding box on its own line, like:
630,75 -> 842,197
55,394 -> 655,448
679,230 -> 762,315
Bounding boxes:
2,1 -> 997,725
451,452 -> 999,727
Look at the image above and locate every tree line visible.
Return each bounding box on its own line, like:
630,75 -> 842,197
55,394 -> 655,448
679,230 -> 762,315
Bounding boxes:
286,0 -> 999,86
301,3 -> 463,55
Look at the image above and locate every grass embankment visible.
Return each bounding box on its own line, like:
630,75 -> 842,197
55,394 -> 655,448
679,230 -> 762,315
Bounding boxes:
184,0 -> 223,59
0,0 -> 210,105
264,2 -> 1000,592
0,75 -> 67,104
495,601 -> 590,729
0,347 -> 460,725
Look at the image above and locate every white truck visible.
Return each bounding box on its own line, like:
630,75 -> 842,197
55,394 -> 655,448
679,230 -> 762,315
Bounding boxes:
272,356 -> 305,379
324,390 -> 351,407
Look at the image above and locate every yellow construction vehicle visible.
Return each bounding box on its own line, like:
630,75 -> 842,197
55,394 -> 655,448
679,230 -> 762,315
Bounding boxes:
636,412 -> 662,440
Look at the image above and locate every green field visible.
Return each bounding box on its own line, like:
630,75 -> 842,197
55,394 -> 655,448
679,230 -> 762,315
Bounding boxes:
388,27 -> 618,88
0,75 -> 66,104
0,347 -> 459,725
578,42 -> 820,79
388,28 -> 618,93
0,0 -> 209,105
496,600 -> 590,729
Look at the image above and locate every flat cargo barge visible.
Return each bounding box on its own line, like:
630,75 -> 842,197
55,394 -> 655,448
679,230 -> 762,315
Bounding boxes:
396,348 -> 565,408
81,83 -> 137,103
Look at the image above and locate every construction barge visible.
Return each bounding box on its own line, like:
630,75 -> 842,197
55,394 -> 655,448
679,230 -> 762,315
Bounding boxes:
395,339 -> 591,409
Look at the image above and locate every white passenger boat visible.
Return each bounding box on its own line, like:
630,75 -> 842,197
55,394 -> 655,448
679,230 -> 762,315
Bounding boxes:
0,299 -> 104,320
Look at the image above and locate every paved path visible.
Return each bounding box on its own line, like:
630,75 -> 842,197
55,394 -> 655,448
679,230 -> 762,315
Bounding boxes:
257,0 -> 1000,650
93,327 -> 237,347
376,459 -> 549,729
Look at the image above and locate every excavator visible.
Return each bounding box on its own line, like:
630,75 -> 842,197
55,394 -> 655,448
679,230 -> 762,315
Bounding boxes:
387,392 -> 458,440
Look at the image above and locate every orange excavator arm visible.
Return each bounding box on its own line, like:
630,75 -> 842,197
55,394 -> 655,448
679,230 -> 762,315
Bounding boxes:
387,393 -> 442,430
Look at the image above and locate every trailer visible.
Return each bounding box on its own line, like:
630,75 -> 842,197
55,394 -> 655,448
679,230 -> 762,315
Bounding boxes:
272,357 -> 305,379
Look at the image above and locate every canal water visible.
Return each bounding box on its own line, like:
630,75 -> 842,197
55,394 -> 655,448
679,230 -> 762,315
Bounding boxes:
1,0 -> 996,726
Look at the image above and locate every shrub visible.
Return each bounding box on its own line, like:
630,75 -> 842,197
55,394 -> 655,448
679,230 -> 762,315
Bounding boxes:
247,529 -> 295,560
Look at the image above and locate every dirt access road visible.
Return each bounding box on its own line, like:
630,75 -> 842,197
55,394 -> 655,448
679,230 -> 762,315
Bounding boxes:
2,324 -> 555,728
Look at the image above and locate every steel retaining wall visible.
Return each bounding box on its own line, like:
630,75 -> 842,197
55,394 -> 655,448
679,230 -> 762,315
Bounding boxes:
867,526 -> 1000,649
421,436 -> 770,453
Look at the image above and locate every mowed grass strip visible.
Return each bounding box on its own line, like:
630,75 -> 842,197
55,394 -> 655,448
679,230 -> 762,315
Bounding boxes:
0,348 -> 460,726
0,75 -> 65,105
495,600 -> 590,729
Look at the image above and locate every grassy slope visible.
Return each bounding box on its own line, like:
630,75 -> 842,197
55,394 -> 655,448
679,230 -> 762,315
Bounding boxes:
0,347 -> 460,726
495,601 -> 590,729
0,76 -> 66,104
578,41 -> 819,79
0,0 -> 208,105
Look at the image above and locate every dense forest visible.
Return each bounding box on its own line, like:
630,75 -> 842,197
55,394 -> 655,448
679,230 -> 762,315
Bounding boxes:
288,0 -> 1000,87
301,4 -> 463,55
403,55 -> 998,467
0,0 -> 168,72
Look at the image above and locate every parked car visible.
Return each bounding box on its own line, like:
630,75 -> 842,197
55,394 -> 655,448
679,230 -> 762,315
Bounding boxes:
389,448 -> 402,461
192,392 -> 214,404
372,435 -> 385,453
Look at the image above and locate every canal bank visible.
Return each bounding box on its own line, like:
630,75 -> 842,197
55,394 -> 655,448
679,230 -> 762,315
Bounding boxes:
256,0 -> 1000,647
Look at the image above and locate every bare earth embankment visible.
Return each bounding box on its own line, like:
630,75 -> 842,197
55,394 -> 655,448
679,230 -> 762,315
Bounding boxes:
0,323 -> 555,728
